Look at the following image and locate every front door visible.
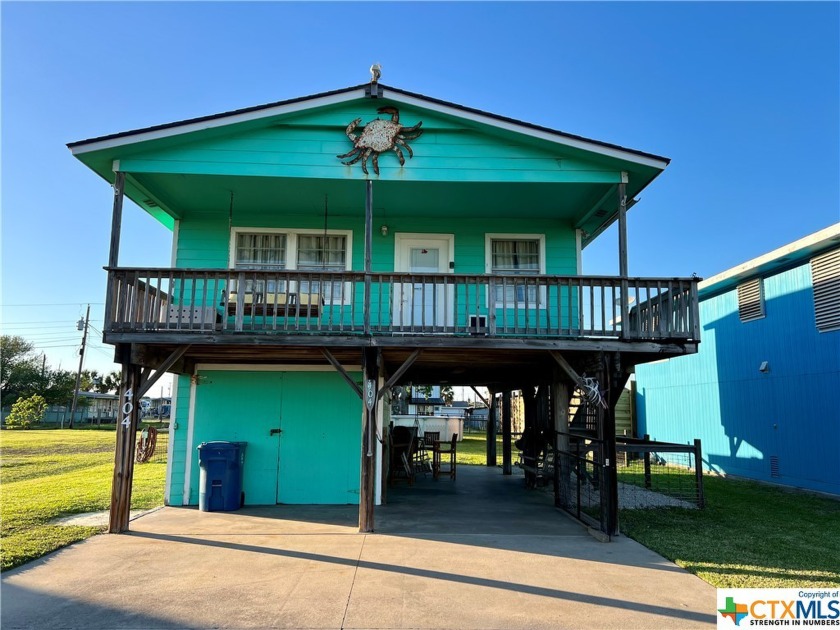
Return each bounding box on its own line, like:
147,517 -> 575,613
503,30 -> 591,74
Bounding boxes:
394,234 -> 454,330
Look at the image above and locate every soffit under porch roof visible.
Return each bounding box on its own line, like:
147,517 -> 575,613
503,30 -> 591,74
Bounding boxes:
69,83 -> 669,244
130,173 -> 607,222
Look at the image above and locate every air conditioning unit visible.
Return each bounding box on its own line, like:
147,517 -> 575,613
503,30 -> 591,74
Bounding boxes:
468,314 -> 487,335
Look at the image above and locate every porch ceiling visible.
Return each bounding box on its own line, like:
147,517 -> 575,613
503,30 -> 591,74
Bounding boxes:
129,173 -> 609,222
129,341 -> 696,390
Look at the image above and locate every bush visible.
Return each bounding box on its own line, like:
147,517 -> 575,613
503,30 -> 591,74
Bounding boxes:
6,394 -> 47,429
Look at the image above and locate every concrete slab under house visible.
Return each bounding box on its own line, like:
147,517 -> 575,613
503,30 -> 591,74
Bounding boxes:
68,76 -> 701,537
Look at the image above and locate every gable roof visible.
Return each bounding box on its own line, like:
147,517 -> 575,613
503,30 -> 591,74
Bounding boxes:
68,83 -> 669,169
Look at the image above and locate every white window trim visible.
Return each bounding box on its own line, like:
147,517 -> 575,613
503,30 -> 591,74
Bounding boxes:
485,233 -> 547,309
228,227 -> 353,270
228,227 -> 354,304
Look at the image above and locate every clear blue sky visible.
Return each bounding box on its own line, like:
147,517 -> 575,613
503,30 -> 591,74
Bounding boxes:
2,2 -> 838,382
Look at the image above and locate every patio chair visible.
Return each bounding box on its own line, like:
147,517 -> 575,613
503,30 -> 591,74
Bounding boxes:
434,433 -> 458,480
389,426 -> 417,486
418,431 -> 440,474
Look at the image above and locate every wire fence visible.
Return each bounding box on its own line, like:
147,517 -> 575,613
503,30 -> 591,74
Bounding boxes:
616,436 -> 704,509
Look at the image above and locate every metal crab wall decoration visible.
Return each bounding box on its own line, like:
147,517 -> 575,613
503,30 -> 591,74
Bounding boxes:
337,107 -> 423,175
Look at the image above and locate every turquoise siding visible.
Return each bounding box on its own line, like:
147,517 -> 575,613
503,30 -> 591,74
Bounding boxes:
170,369 -> 362,506
636,260 -> 840,495
174,214 -> 579,330
176,215 -> 577,274
117,102 -> 622,184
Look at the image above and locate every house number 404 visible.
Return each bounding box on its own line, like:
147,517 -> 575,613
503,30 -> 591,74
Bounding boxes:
121,388 -> 134,428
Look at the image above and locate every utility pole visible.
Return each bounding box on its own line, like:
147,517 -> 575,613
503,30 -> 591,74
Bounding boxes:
68,304 -> 90,430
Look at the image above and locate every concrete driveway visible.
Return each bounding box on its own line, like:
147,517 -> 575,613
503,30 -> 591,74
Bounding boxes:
1,466 -> 716,629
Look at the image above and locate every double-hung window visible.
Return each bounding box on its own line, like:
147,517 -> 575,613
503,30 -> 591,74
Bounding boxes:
234,233 -> 288,295
297,234 -> 348,303
231,229 -> 351,304
487,235 -> 545,307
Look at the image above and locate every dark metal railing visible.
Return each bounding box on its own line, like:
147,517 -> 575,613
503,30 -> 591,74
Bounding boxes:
104,267 -> 700,341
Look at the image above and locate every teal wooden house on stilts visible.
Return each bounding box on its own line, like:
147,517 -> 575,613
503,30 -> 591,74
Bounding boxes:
69,78 -> 700,537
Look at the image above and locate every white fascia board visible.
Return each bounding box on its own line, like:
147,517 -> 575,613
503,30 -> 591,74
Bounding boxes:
70,89 -> 367,155
700,222 -> 840,292
390,93 -> 670,170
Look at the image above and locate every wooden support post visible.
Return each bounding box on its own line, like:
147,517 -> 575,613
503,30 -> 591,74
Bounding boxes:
103,171 -> 125,331
502,390 -> 512,475
359,347 -> 379,533
617,180 -> 628,278
643,433 -> 652,489
551,376 -> 571,509
486,390 -> 497,467
694,438 -> 705,508
603,355 -> 619,536
363,181 -> 373,336
109,361 -> 141,533
618,180 -> 630,338
522,387 -> 537,487
109,171 -> 125,269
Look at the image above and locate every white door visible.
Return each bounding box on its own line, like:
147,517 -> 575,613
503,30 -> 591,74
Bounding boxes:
394,234 -> 454,330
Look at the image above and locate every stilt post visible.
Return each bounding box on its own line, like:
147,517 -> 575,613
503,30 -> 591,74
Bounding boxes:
486,390 -> 497,466
551,377 -> 570,509
359,347 -> 379,532
363,181 -> 373,335
109,360 -> 141,533
502,390 -> 512,475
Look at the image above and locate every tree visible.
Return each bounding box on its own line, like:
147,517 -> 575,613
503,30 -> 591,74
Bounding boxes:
102,371 -> 121,394
441,386 -> 454,405
6,394 -> 47,429
42,369 -> 76,406
80,370 -> 103,393
1,336 -> 44,407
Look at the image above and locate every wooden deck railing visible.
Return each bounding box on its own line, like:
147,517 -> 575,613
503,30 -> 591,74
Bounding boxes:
104,268 -> 700,342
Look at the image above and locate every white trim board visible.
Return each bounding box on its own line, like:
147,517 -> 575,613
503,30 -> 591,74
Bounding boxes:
182,378 -> 198,506
70,90 -> 366,155
227,227 -> 354,270
196,364 -> 361,372
72,87 -> 667,170
163,379 -> 178,506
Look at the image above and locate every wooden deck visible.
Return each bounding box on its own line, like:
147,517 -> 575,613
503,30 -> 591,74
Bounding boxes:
104,267 -> 700,346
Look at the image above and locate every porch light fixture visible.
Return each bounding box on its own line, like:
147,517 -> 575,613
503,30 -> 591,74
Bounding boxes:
380,225 -> 389,237
759,361 -> 770,373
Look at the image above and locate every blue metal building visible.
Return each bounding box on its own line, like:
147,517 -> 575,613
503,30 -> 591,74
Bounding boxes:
635,224 -> 840,495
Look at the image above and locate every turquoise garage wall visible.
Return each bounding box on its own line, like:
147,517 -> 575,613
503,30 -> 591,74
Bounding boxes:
168,369 -> 362,506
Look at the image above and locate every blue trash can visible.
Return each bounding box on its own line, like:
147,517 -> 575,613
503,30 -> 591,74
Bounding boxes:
197,441 -> 247,512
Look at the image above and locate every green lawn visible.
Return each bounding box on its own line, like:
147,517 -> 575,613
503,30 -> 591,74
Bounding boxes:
456,433 -> 504,466
1,429 -> 166,571
619,474 -> 840,588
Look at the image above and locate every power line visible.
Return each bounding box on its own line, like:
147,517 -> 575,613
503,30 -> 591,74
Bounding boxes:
9,332 -> 80,338
2,322 -> 75,328
2,302 -> 105,307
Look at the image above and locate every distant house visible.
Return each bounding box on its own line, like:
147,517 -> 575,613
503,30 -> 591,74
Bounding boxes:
635,224 -> 840,495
